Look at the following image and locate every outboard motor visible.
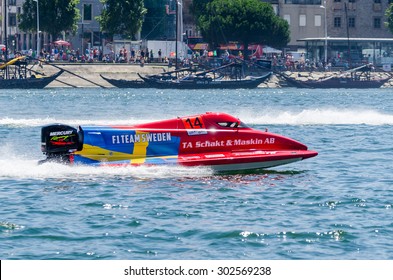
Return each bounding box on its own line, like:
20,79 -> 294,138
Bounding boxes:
40,124 -> 83,164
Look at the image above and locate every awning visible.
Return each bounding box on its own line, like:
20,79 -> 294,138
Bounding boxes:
262,46 -> 282,54
219,44 -> 269,51
193,43 -> 209,50
53,40 -> 71,47
219,43 -> 242,50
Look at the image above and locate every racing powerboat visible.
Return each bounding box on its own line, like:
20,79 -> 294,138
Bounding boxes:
40,112 -> 317,172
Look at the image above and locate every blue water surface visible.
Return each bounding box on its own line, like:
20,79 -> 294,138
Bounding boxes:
1,87 -> 393,260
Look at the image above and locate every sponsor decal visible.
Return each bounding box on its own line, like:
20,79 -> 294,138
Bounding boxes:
187,130 -> 208,136
182,138 -> 274,149
49,130 -> 74,136
50,134 -> 76,146
112,132 -> 172,144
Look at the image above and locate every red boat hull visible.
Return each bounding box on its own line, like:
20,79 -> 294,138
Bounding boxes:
41,112 -> 318,172
179,149 -> 317,171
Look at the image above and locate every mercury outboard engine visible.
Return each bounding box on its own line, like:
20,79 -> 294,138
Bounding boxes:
40,124 -> 83,164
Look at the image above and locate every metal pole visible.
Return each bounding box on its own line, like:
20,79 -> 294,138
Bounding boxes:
33,0 -> 40,57
81,22 -> 84,54
345,2 -> 351,68
4,0 -> 8,61
320,1 -> 327,65
324,0 -> 327,65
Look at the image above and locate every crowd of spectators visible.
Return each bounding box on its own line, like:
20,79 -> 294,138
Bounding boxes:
10,46 -> 174,65
2,44 -> 358,72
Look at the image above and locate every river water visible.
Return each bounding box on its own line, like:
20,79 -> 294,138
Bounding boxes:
1,87 -> 393,260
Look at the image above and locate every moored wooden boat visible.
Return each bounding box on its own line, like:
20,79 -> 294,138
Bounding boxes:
101,62 -> 271,89
0,70 -> 64,89
0,56 -> 63,89
280,65 -> 392,89
136,72 -> 271,89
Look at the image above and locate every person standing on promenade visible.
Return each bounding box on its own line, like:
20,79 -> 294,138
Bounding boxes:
130,48 -> 135,63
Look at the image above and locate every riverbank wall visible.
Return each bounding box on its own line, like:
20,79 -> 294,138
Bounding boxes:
35,62 -> 393,88
35,62 -> 169,88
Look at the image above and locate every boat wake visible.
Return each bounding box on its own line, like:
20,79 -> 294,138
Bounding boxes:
0,158 -> 213,181
0,117 -> 153,128
237,108 -> 393,125
1,108 -> 392,128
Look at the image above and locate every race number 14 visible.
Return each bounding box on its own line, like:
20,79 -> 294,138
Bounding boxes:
182,116 -> 205,129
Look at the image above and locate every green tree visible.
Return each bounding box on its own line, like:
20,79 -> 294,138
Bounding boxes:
97,0 -> 146,39
190,0 -> 210,19
196,0 -> 290,57
19,0 -> 80,39
385,4 -> 393,34
141,0 -> 167,40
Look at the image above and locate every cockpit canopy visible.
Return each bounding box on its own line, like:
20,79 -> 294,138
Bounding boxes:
216,121 -> 248,128
202,112 -> 250,129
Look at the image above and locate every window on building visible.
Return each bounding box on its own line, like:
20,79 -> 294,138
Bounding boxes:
374,0 -> 381,3
8,13 -> 17,27
93,32 -> 101,46
299,15 -> 306,27
17,7 -> 21,23
23,34 -> 26,50
9,0 -> 16,5
315,15 -> 322,27
374,17 -> 381,28
334,0 -> 341,2
284,1 -> 323,4
348,0 -> 356,3
83,32 -> 92,45
348,17 -> 355,28
334,17 -> 341,28
83,4 -> 92,21
284,14 -> 291,25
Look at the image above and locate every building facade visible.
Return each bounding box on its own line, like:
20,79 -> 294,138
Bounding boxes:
1,0 -> 21,53
72,0 -> 103,53
1,0 -> 393,64
277,0 -> 393,49
0,0 -> 104,55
